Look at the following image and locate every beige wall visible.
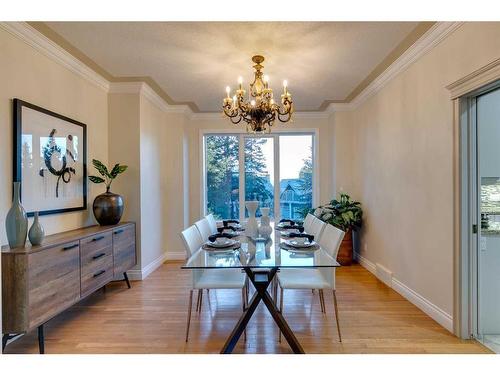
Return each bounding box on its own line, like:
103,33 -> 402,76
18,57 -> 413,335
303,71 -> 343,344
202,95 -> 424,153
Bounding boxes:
139,95 -> 166,267
185,115 -> 335,225
333,22 -> 500,318
108,93 -> 141,266
0,27 -> 109,244
110,92 -> 189,264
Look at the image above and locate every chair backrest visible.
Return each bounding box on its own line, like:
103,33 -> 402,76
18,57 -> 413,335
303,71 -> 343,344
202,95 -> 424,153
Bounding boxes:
318,224 -> 345,258
303,213 -> 316,233
195,218 -> 213,241
309,217 -> 326,240
180,225 -> 204,258
318,224 -> 345,289
205,214 -> 218,234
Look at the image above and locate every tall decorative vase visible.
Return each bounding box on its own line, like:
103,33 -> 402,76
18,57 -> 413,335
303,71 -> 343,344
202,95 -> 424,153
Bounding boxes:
5,182 -> 28,249
258,207 -> 272,239
245,200 -> 259,239
28,211 -> 45,246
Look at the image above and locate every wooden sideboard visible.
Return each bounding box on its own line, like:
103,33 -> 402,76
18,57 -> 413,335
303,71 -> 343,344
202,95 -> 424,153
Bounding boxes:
1,222 -> 136,353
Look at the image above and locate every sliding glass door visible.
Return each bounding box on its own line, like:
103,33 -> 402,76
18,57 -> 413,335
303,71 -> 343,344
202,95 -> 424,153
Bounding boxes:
244,137 -> 274,217
204,134 -> 240,220
204,133 -> 315,222
279,135 -> 313,220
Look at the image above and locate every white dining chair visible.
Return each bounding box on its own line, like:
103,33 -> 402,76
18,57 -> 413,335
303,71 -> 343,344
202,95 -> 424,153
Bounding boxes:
308,217 -> 326,240
180,225 -> 204,259
180,226 -> 247,342
277,223 -> 345,342
195,218 -> 214,241
205,213 -> 218,234
303,213 -> 316,233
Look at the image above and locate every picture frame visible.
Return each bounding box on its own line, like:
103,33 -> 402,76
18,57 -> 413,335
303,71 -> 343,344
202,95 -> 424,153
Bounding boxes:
13,98 -> 87,216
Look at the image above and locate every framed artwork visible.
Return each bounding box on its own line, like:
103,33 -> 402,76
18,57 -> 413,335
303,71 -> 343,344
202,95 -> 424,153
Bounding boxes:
13,99 -> 87,216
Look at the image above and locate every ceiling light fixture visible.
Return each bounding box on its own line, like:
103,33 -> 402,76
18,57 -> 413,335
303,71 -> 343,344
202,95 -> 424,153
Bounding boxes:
222,55 -> 294,133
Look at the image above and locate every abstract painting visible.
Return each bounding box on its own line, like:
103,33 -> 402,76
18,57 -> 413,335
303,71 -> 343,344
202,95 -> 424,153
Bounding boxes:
13,99 -> 87,216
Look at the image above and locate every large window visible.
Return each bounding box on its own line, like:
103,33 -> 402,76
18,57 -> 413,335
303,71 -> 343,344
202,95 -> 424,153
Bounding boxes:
279,135 -> 313,220
205,135 -> 239,220
204,133 -> 315,221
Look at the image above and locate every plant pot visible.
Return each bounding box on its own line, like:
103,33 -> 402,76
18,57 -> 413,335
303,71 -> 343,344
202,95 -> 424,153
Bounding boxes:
337,228 -> 353,266
92,190 -> 124,225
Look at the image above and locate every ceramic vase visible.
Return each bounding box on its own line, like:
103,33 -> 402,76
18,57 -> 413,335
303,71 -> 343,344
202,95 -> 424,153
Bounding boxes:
258,207 -> 272,239
5,182 -> 28,248
92,187 -> 124,225
245,200 -> 259,239
28,211 -> 45,246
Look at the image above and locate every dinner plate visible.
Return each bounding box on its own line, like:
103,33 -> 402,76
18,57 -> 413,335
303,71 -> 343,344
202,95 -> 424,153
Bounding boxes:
206,239 -> 236,248
284,239 -> 317,248
280,231 -> 300,238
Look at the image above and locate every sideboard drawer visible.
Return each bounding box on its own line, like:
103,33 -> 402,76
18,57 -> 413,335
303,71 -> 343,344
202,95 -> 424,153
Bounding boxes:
28,241 -> 80,329
80,231 -> 113,268
113,224 -> 136,277
81,255 -> 113,298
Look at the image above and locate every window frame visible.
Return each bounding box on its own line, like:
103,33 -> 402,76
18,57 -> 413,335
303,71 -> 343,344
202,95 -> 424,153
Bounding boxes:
200,128 -> 319,222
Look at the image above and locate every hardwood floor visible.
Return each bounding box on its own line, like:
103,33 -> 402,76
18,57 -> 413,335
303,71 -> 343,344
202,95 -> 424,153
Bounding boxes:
3,262 -> 491,354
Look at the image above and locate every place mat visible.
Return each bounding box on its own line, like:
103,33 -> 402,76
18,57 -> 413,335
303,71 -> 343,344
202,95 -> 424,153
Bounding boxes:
202,241 -> 241,252
217,232 -> 240,238
280,242 -> 319,252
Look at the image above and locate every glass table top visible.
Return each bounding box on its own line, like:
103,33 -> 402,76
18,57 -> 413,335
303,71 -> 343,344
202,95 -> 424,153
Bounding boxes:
182,225 -> 340,270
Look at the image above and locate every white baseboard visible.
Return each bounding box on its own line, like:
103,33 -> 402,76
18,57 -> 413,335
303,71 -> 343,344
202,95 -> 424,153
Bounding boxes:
166,251 -> 186,261
127,251 -> 169,281
354,252 -> 453,332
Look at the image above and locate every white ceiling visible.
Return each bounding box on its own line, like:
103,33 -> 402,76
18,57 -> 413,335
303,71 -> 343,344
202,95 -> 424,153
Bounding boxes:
46,22 -> 419,112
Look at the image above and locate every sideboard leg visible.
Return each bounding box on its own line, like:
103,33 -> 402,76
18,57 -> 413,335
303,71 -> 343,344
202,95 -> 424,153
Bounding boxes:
38,325 -> 45,354
123,272 -> 131,289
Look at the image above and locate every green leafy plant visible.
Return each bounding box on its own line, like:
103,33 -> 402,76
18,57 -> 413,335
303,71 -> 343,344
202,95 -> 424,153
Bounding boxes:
312,193 -> 362,232
88,159 -> 128,192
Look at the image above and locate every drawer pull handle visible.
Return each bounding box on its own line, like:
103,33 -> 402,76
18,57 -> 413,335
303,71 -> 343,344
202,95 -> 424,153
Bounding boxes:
114,229 -> 124,235
93,270 -> 106,278
92,253 -> 106,260
63,244 -> 78,251
92,236 -> 105,242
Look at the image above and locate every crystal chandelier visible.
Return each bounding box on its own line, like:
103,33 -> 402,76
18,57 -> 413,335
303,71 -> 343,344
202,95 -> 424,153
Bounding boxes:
222,55 -> 294,133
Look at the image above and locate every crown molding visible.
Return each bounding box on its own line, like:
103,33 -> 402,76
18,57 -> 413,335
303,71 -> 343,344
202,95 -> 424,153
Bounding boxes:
0,22 -> 110,92
326,102 -> 356,113
1,21 -> 464,118
109,82 -> 191,114
446,58 -> 500,99
345,22 -> 464,111
140,83 -> 191,114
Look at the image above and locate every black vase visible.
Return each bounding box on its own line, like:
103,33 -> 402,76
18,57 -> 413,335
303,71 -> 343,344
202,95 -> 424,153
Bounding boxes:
92,188 -> 124,225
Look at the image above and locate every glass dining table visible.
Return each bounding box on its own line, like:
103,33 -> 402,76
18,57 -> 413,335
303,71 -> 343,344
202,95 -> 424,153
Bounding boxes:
182,224 -> 340,354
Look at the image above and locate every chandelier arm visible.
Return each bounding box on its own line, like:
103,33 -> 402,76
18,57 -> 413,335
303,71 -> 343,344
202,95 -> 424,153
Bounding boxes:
277,108 -> 293,122
229,115 -> 243,125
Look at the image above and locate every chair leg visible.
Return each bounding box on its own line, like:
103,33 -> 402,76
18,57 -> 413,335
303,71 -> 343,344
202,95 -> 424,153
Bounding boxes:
278,286 -> 284,343
196,289 -> 201,312
242,288 -> 247,342
332,290 -> 342,342
185,290 -> 194,342
198,289 -> 203,314
319,290 -> 326,314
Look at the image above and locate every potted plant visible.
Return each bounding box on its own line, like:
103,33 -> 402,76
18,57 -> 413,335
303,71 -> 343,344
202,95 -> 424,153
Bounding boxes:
311,193 -> 362,265
89,159 -> 128,225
